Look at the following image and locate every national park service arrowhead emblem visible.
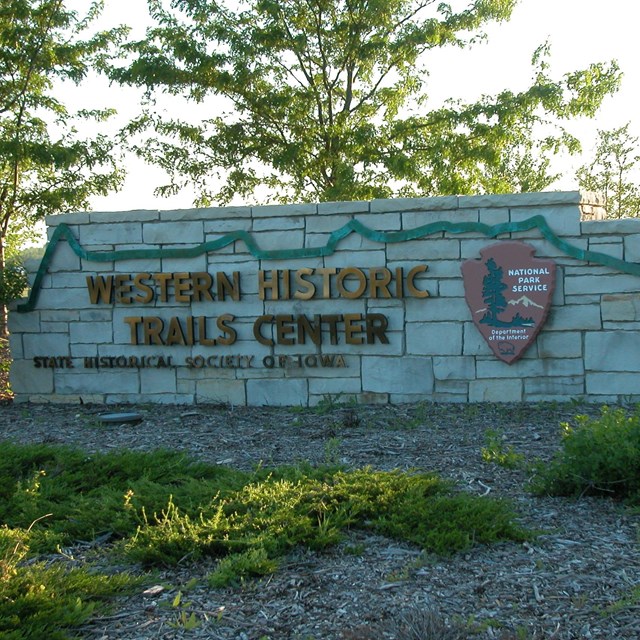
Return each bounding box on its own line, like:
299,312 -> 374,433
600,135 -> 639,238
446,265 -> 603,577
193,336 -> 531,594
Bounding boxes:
461,241 -> 556,364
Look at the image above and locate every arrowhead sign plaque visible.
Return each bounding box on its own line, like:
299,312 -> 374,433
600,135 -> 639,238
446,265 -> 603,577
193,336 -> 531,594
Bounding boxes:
461,241 -> 556,364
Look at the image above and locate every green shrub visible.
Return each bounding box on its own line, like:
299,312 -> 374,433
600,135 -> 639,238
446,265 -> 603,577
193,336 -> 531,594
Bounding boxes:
208,548 -> 279,587
531,406 -> 640,503
127,468 -> 528,567
481,429 -> 525,469
0,442 -> 247,552
0,525 -> 140,640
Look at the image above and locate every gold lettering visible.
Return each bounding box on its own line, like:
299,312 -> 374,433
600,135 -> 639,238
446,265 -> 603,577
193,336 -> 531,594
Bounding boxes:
123,316 -> 142,344
293,268 -> 315,300
316,268 -> 337,298
369,267 -> 392,298
344,313 -> 365,344
143,316 -> 165,345
133,273 -> 154,303
258,270 -> 278,300
216,314 -> 237,345
217,271 -> 240,301
406,265 -> 429,298
276,314 -> 295,345
366,313 -> 389,343
86,275 -> 113,304
192,272 -> 214,302
336,267 -> 366,299
173,272 -> 191,303
253,315 -> 274,345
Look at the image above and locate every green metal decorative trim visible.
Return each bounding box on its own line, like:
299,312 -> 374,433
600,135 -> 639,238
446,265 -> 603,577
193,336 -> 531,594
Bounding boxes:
17,215 -> 640,312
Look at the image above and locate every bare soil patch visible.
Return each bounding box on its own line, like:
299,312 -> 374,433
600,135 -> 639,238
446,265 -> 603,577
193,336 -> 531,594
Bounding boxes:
1,401 -> 639,639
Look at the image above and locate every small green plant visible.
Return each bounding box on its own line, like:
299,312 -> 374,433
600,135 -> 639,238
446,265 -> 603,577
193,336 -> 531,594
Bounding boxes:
323,436 -> 342,465
314,393 -> 345,414
481,429 -> 525,469
208,548 -> 279,588
167,590 -> 202,630
530,406 -> 640,503
0,522 -> 140,639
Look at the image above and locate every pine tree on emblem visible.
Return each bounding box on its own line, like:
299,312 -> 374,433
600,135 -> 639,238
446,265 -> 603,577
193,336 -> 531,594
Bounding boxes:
481,258 -> 508,326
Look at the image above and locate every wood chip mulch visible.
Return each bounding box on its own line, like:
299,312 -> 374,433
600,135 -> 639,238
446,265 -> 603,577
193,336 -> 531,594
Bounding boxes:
1,401 -> 639,640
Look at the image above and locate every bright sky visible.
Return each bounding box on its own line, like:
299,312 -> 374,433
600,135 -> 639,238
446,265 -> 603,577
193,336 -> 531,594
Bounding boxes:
78,0 -> 639,211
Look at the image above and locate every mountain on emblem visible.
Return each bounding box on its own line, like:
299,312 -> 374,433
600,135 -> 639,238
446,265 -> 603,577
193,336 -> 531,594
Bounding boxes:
461,242 -> 556,364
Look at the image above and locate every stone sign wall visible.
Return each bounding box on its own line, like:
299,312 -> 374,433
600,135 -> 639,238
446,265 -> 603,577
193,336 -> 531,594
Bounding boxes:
9,191 -> 640,405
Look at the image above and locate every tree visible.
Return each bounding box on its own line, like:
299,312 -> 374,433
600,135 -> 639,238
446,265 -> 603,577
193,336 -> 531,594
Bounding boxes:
112,0 -> 620,205
576,123 -> 640,218
0,0 -> 127,332
480,257 -> 507,325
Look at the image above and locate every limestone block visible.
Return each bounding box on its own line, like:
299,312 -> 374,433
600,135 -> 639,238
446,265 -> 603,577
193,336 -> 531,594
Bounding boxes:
8,311 -> 40,333
106,393 -> 193,405
195,379 -> 246,404
160,254 -> 208,273
10,360 -> 54,394
402,209 -> 477,228
565,274 -> 640,296
362,355 -> 433,394
583,219 -> 640,235
253,216 -> 304,232
178,206 -> 251,221
406,297 -> 467,323
601,294 -> 640,322
477,357 -> 583,379
9,334 -> 23,359
41,322 -> 68,333
438,280 -> 465,297
140,367 -> 178,394
80,309 -> 112,322
406,322 -> 463,355
355,212 -> 402,231
204,218 -> 252,234
524,376 -> 585,397
545,304 -> 602,331
386,239 -> 460,262
114,256 -> 163,273
246,378 -> 308,405
80,222 -> 143,245
623,234 -> 640,262
537,332 -> 582,358
252,203 -> 317,218
371,196 -> 459,213
511,206 -> 581,236
23,333 -> 70,358
37,286 -> 93,311
308,376 -> 362,396
468,378 -> 522,402
433,356 -> 475,380
47,242 -> 81,272
318,201 -> 369,215
478,209 -> 510,226
46,212 -> 90,226
586,372 -> 640,395
55,369 -> 139,394
416,260 -> 460,278
143,221 -> 203,244
305,214 -> 352,233
70,321 -> 113,344
324,249 -> 387,268
251,230 -> 304,252
91,210 -> 159,223
585,331 -> 640,371
70,344 -> 98,358
586,242 -> 624,260
325,231 -> 383,252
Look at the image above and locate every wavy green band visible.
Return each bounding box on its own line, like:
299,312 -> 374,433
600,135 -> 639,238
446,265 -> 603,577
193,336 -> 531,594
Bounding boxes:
17,215 -> 640,312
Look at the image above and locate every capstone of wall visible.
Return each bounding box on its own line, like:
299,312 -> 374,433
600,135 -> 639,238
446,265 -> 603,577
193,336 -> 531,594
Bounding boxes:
9,191 -> 640,406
